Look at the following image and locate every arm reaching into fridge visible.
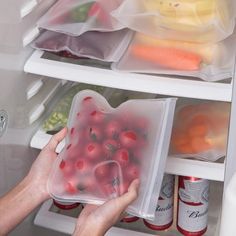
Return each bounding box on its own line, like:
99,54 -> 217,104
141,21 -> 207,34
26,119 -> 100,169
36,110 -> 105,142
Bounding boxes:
0,127 -> 67,236
72,179 -> 139,236
0,127 -> 139,236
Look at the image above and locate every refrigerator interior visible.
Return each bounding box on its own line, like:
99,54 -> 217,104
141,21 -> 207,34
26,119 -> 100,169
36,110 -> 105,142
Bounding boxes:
1,1 -> 236,236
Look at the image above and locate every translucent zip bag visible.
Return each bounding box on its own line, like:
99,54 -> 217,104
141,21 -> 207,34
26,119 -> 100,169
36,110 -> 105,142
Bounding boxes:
38,0 -> 125,36
170,101 -> 230,162
48,90 -> 177,219
111,0 -> 235,43
112,32 -> 236,81
32,29 -> 133,62
42,83 -> 106,133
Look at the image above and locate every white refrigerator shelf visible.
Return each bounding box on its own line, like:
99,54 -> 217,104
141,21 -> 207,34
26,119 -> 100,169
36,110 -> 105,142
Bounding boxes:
34,200 -> 159,236
24,50 -> 233,102
30,129 -> 225,182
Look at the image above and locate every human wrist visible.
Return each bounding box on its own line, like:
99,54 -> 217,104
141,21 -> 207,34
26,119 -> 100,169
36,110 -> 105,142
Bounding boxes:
73,222 -> 105,236
23,175 -> 49,203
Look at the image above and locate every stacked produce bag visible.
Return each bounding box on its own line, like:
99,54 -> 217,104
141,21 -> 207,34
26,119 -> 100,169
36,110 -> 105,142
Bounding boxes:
111,0 -> 236,81
170,101 -> 230,161
33,0 -> 134,62
33,0 -> 236,81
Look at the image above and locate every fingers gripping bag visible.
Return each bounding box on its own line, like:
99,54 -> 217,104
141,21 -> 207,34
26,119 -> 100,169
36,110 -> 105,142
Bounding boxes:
48,90 -> 177,219
170,101 -> 230,162
37,0 -> 125,36
112,32 -> 236,81
111,0 -> 235,43
32,29 -> 133,62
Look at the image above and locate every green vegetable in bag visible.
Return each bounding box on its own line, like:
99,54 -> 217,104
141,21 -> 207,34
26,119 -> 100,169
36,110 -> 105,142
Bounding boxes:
70,2 -> 95,22
43,83 -> 105,133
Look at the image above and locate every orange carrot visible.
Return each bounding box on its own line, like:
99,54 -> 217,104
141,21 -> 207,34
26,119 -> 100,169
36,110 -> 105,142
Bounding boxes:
187,124 -> 209,137
191,137 -> 212,153
131,44 -> 202,71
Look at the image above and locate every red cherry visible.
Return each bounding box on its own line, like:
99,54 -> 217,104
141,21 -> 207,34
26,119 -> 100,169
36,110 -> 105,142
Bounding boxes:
70,127 -> 75,135
86,125 -> 104,142
119,130 -> 139,149
102,139 -> 120,157
99,182 -> 119,197
125,164 -> 140,180
83,96 -> 93,102
65,181 -> 77,194
76,112 -> 89,128
105,119 -> 122,139
77,174 -> 95,193
59,159 -> 75,177
113,148 -> 130,167
85,142 -> 103,161
75,159 -> 92,175
90,110 -> 106,124
94,163 -> 110,180
59,160 -> 66,169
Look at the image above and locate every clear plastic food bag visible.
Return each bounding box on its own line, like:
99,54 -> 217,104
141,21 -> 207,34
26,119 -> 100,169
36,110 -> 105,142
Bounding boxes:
112,32 -> 236,81
112,0 -> 235,43
48,90 -> 177,219
42,84 -> 106,133
38,0 -> 125,36
32,29 -> 133,62
170,101 -> 230,162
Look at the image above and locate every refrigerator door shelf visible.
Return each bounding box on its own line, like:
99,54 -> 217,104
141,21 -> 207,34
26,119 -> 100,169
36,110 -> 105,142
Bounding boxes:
28,79 -> 62,124
27,79 -> 44,100
21,0 -> 38,19
30,129 -> 225,182
24,50 -> 233,102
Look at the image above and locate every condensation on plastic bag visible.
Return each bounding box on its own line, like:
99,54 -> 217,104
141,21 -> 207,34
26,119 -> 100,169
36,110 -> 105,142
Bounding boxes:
38,0 -> 125,36
170,101 -> 230,162
32,29 -> 133,62
47,90 -> 177,219
112,0 -> 235,43
112,32 -> 236,81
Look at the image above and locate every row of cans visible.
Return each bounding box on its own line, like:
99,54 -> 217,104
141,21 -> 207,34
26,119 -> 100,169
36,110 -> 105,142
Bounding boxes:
122,174 -> 209,236
53,174 -> 209,236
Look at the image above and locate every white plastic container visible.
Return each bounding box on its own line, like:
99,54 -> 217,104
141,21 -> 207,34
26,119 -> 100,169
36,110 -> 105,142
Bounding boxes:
48,90 -> 177,220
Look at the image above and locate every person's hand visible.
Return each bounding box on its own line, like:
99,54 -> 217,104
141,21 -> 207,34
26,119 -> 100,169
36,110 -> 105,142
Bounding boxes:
26,127 -> 67,201
73,179 -> 139,236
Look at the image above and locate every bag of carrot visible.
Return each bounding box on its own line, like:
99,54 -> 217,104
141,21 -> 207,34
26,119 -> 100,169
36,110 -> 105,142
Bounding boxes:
112,32 -> 236,81
169,101 -> 230,162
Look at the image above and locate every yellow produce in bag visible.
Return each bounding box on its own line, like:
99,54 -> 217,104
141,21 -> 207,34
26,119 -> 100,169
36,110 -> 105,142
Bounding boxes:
112,0 -> 234,43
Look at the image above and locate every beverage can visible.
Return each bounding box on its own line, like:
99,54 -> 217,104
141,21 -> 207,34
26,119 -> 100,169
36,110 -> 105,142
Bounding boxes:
177,176 -> 209,236
53,199 -> 80,210
144,174 -> 175,231
120,213 -> 139,223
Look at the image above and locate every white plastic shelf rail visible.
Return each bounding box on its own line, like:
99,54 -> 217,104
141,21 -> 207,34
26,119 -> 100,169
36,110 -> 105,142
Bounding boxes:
35,200 -> 154,236
30,129 -> 225,182
24,50 -> 233,102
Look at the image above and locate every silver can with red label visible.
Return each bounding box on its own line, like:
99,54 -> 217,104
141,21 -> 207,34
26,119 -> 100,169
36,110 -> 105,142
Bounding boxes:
120,213 -> 139,223
144,174 -> 175,231
177,176 -> 209,236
